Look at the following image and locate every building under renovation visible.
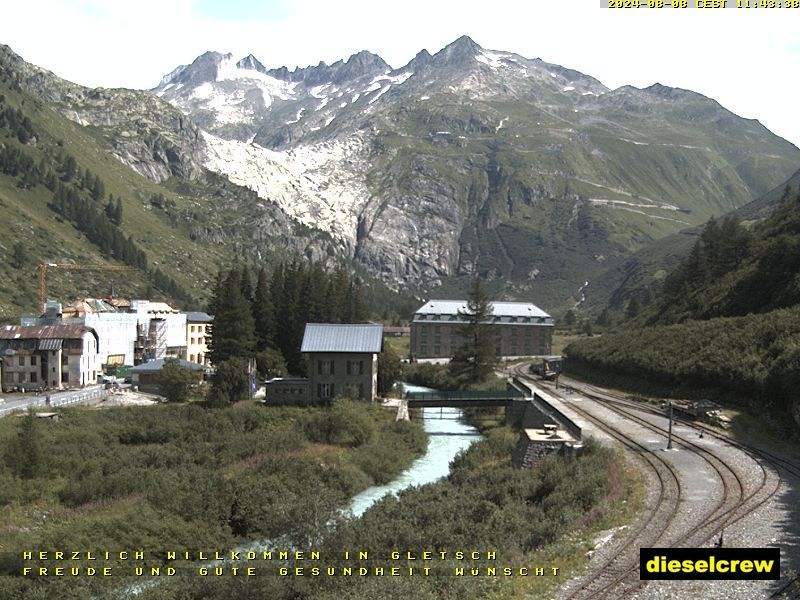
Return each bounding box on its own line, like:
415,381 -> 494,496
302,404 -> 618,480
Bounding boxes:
22,299 -> 189,367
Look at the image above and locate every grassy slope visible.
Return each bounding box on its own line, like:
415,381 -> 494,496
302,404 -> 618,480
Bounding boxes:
584,167 -> 800,315
0,80 -> 231,318
369,93 -> 800,310
564,307 -> 800,415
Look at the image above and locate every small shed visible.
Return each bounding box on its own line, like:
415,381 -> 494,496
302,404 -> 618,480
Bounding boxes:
264,377 -> 312,405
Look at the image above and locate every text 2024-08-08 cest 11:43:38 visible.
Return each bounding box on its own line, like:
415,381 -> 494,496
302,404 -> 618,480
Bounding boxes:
607,0 -> 799,9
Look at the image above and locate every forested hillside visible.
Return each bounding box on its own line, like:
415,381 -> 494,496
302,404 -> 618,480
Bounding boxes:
655,187 -> 800,323
566,186 -> 800,425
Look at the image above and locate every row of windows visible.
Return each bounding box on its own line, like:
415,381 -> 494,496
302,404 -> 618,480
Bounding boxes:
189,337 -> 206,345
317,383 -> 365,399
416,315 -> 548,324
316,360 -> 367,376
189,325 -> 207,334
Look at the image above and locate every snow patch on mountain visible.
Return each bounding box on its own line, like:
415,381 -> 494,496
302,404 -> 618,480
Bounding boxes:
476,51 -> 511,69
201,132 -> 370,246
368,85 -> 391,104
286,108 -> 305,124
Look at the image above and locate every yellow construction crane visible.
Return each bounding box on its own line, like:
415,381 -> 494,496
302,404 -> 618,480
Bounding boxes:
38,263 -> 138,312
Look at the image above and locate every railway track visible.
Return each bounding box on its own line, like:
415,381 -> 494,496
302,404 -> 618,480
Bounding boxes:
510,365 -> 796,599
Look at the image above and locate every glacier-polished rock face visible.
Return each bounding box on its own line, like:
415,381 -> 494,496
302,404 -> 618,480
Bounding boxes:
201,130 -> 462,288
202,132 -> 371,250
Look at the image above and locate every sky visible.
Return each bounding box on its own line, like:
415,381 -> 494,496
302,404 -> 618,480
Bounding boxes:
1,0 -> 799,147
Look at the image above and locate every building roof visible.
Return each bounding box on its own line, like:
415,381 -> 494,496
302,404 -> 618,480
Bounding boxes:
415,300 -> 551,319
184,311 -> 214,323
62,298 -> 120,317
131,358 -> 204,373
146,301 -> 180,314
301,323 -> 384,353
38,339 -> 63,351
0,324 -> 94,340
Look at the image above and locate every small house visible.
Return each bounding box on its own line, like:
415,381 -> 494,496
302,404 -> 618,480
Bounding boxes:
301,323 -> 383,402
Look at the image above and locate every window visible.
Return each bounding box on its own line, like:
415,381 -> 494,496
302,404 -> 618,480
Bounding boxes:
345,360 -> 364,375
191,337 -> 196,345
317,360 -> 334,375
318,383 -> 334,398
30,372 -> 38,383
30,356 -> 37,366
18,356 -> 24,367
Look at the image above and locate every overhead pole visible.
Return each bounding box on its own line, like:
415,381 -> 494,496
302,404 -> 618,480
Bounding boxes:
38,263 -> 138,313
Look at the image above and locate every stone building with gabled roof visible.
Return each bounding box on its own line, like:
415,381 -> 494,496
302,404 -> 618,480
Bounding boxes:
301,323 -> 384,403
266,323 -> 383,405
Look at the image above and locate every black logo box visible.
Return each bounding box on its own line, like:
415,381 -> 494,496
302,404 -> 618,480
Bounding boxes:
640,548 -> 780,580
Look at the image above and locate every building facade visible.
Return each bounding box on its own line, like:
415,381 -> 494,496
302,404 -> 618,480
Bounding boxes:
184,312 -> 213,366
0,324 -> 101,390
301,323 -> 383,402
410,300 -> 554,359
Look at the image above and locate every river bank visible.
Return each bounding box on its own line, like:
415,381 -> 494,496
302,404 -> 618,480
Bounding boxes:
0,399 -> 427,598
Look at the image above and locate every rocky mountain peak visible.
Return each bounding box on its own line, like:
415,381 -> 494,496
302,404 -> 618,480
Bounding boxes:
236,54 -> 267,74
336,50 -> 389,82
406,49 -> 433,72
431,35 -> 483,67
162,51 -> 231,88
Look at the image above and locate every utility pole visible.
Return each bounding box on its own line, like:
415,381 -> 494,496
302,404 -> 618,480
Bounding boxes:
667,401 -> 673,450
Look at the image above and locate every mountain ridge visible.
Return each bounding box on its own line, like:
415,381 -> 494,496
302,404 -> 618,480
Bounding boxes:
3,36 -> 799,311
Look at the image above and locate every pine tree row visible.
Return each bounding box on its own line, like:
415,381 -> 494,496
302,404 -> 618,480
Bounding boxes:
208,261 -> 368,378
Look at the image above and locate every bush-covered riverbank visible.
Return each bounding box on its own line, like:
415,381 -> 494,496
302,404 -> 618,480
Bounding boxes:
0,400 -> 426,598
135,426 -> 639,600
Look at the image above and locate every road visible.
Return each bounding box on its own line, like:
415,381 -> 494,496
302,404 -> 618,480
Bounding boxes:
0,385 -> 107,418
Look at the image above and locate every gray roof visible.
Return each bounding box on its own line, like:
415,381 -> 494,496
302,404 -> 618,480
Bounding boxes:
414,300 -> 551,319
184,311 -> 214,323
301,323 -> 383,353
131,358 -> 204,373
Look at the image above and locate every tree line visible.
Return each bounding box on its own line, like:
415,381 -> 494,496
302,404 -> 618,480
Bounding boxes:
657,188 -> 800,322
207,262 -> 369,404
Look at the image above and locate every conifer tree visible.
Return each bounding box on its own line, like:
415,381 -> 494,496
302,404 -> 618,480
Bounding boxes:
252,267 -> 276,351
448,278 -> 498,385
208,268 -> 256,364
626,297 -> 641,319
